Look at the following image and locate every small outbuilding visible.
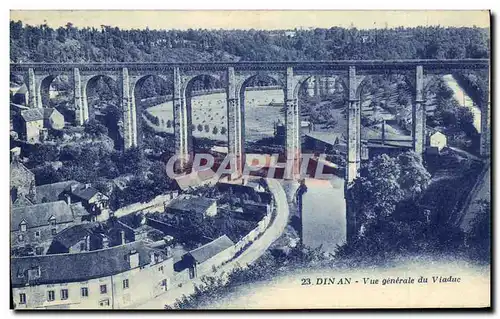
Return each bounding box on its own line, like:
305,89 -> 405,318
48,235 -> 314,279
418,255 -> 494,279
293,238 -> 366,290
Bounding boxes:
427,131 -> 448,154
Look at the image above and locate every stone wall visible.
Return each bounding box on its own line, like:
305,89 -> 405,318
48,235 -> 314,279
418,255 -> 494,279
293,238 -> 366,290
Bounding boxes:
112,192 -> 179,218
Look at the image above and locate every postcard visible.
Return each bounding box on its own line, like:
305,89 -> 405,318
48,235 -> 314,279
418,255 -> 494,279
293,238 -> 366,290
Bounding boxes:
9,10 -> 491,310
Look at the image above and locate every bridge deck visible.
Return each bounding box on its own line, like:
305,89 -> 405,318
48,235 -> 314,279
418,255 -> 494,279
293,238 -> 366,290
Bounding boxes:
10,59 -> 489,72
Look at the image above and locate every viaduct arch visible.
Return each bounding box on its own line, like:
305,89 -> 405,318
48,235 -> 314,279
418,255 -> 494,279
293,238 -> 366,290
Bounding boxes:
11,59 -> 490,183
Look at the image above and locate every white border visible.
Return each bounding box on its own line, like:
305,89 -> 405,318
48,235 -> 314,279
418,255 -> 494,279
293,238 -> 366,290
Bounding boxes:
2,1 -> 498,318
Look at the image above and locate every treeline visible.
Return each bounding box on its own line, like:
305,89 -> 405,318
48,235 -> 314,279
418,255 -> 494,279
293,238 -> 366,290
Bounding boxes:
10,21 -> 489,63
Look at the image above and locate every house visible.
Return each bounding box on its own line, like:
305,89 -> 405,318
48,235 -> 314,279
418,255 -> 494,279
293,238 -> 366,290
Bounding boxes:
11,241 -> 174,309
217,178 -> 272,204
115,214 -> 165,243
164,195 -> 217,227
12,84 -> 28,105
11,201 -> 77,256
174,169 -> 218,191
241,200 -> 270,221
35,181 -> 110,222
46,223 -> 107,255
35,181 -> 79,203
43,108 -> 65,130
19,108 -> 44,143
10,151 -> 36,206
304,131 -> 344,154
61,183 -> 110,221
427,131 -> 448,154
175,235 -> 235,278
366,140 -> 413,159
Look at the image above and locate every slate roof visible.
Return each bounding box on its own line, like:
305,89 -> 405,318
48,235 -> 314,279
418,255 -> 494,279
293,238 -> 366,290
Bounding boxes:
35,180 -> 78,203
305,131 -> 342,146
35,181 -> 106,203
11,201 -> 74,231
10,160 -> 35,179
11,241 -> 169,287
69,202 -> 90,218
15,84 -> 27,95
12,195 -> 34,208
43,108 -> 56,118
67,184 -> 102,201
188,235 -> 234,264
175,169 -> 218,191
167,195 -> 216,214
51,223 -> 96,250
20,108 -> 44,122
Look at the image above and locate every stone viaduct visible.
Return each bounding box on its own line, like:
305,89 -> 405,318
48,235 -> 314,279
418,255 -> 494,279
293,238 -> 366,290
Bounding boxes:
10,59 -> 490,183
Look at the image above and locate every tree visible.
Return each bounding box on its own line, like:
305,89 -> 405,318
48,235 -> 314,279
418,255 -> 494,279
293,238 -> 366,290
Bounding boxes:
27,144 -> 60,166
59,144 -> 82,161
115,147 -> 146,175
397,151 -> 431,200
32,164 -> 61,185
353,154 -> 404,225
456,107 -> 476,136
84,119 -> 108,137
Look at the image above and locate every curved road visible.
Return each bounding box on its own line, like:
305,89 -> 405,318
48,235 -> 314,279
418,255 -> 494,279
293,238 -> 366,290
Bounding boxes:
132,178 -> 290,309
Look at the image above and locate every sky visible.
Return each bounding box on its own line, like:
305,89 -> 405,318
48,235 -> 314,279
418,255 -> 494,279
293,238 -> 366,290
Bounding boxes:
10,10 -> 490,31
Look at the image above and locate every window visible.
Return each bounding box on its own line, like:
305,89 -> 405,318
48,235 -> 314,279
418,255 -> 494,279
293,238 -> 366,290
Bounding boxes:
19,293 -> 26,304
80,242 -> 86,251
18,234 -> 24,241
81,287 -> 88,297
20,223 -> 27,232
49,218 -> 56,226
122,279 -> 129,289
35,247 -> 44,255
159,266 -> 164,273
161,279 -> 167,291
51,229 -> 57,235
47,290 -> 55,302
100,284 -> 107,294
35,231 -> 40,238
60,289 -> 68,300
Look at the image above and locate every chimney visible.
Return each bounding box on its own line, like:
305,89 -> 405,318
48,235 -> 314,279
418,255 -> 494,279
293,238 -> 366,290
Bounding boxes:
85,183 -> 91,189
149,251 -> 157,265
381,120 -> 386,144
129,250 -> 140,268
102,235 -> 109,248
119,230 -> 126,245
85,235 -> 91,251
165,246 -> 173,257
65,194 -> 71,205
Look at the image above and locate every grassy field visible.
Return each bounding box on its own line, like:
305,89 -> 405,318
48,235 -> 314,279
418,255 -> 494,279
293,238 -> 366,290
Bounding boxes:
144,84 -> 437,147
145,90 -> 284,143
